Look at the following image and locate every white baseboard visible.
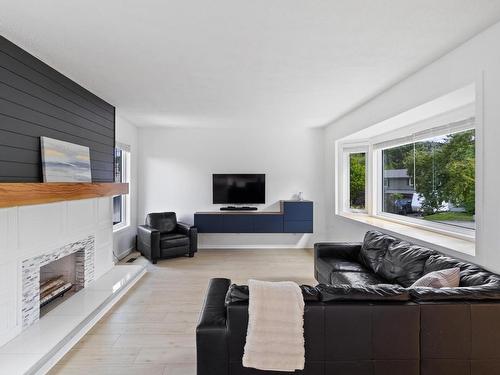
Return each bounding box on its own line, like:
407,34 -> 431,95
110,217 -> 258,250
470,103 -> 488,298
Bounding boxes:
115,246 -> 135,261
199,245 -> 313,249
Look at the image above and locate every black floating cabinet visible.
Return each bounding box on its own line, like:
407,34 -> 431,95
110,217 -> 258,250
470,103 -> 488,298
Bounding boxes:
194,200 -> 313,234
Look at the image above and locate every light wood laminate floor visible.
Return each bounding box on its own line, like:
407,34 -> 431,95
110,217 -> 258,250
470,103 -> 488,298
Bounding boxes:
49,248 -> 315,375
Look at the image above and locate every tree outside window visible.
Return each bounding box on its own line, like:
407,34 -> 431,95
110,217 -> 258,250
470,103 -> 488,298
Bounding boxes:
349,152 -> 366,210
382,128 -> 475,230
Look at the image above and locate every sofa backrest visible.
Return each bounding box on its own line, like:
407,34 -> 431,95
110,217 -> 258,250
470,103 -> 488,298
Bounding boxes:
358,230 -> 396,274
357,231 -> 500,300
359,231 -> 437,287
424,254 -> 484,286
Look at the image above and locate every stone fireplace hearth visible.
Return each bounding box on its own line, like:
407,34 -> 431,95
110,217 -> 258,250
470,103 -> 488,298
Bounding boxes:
21,236 -> 95,328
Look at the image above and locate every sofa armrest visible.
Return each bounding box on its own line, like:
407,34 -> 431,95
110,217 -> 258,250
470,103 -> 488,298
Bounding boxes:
197,278 -> 231,375
177,222 -> 198,254
137,225 -> 160,262
314,242 -> 363,260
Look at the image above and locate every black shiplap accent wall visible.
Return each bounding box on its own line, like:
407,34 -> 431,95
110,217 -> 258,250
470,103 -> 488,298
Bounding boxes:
0,36 -> 115,182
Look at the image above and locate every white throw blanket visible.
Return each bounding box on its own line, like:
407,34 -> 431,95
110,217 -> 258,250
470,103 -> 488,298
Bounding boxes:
243,279 -> 305,372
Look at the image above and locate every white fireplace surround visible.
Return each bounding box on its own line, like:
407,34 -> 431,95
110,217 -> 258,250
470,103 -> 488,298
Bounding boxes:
21,236 -> 95,329
0,197 -> 146,375
0,197 -> 115,347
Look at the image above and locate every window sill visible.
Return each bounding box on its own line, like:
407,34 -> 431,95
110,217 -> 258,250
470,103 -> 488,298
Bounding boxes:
337,212 -> 475,256
113,223 -> 130,234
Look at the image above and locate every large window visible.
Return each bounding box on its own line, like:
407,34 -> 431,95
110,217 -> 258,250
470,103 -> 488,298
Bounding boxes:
113,145 -> 130,230
337,83 -> 479,242
381,128 -> 475,231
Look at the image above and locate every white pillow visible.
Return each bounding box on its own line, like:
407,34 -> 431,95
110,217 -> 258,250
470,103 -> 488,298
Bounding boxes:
410,267 -> 460,288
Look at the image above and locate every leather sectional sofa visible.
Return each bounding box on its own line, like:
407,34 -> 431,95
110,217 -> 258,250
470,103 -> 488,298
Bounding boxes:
196,231 -> 500,375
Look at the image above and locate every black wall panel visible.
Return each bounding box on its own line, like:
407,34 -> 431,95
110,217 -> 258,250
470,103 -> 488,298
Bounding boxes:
0,35 -> 115,182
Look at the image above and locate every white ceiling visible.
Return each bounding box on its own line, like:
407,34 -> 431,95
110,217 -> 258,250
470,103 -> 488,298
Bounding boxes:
1,1 -> 500,129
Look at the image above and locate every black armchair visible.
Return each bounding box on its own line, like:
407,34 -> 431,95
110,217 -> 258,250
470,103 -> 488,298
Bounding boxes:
137,212 -> 197,264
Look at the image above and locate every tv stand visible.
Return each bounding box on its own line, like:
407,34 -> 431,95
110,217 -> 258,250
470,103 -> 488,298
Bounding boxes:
195,200 -> 313,233
220,206 -> 258,211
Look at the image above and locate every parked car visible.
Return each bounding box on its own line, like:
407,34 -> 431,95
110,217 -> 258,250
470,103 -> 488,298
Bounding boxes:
395,198 -> 412,214
411,193 -> 423,212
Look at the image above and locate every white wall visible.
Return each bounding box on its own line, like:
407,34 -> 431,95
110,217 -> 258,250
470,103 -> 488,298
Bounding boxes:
138,127 -> 326,248
324,21 -> 500,272
113,115 -> 140,259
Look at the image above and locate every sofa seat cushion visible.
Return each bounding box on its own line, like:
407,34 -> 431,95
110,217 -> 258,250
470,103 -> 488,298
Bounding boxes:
316,257 -> 367,277
377,241 -> 436,287
316,283 -> 410,302
160,233 -> 189,248
329,271 -> 387,287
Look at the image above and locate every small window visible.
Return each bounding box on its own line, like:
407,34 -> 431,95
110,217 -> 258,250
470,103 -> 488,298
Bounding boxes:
113,146 -> 130,230
348,152 -> 366,210
381,128 -> 475,230
113,195 -> 124,226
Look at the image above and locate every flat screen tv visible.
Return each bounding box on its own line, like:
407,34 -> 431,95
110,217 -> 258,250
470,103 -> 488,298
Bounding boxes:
213,174 -> 265,204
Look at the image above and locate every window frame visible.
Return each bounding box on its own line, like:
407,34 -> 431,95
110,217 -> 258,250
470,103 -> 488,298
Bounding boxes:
336,87 -> 482,245
341,145 -> 370,214
113,145 -> 131,232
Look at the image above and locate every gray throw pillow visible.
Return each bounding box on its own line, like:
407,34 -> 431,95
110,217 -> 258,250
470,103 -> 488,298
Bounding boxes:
410,267 -> 460,288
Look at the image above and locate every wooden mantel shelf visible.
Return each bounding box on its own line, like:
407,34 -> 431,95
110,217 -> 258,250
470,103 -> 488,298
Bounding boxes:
0,183 -> 129,208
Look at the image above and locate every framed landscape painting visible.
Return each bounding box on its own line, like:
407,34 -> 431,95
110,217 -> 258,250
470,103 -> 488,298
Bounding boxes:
40,137 -> 92,182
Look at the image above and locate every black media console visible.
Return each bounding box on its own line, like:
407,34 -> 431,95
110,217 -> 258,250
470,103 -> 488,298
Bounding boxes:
220,206 -> 258,211
194,200 -> 313,233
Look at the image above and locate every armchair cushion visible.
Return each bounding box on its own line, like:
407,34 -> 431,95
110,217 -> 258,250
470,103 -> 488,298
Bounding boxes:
160,233 -> 189,248
146,212 -> 177,233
